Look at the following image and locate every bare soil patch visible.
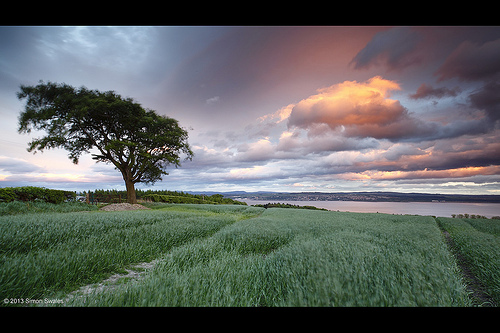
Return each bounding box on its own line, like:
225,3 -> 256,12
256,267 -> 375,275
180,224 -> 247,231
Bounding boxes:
65,259 -> 159,302
100,203 -> 151,211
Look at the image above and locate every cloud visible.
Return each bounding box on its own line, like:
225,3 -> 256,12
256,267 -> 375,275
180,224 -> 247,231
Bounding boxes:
0,156 -> 45,174
362,138 -> 500,174
279,76 -> 496,143
206,96 -> 220,105
382,143 -> 429,161
288,76 -> 402,129
276,129 -> 380,155
409,83 -> 461,99
350,27 -> 422,71
235,138 -> 275,162
436,38 -> 500,82
286,76 -> 436,141
227,164 -> 284,181
434,38 -> 500,124
257,104 -> 294,124
469,81 -> 500,121
37,27 -> 156,73
183,144 -> 234,169
2,26 -> 499,195
342,165 -> 500,182
153,126 -> 500,193
0,172 -> 122,185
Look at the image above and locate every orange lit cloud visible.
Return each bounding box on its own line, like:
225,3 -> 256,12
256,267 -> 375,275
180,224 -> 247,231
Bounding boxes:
339,165 -> 500,181
288,76 -> 402,128
285,76 -> 433,141
258,104 -> 294,124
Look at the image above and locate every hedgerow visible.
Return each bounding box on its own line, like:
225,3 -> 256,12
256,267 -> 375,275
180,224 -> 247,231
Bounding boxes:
0,187 -> 75,204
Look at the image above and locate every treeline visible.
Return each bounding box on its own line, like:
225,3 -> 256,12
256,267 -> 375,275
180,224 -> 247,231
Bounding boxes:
144,193 -> 246,205
252,202 -> 328,211
451,213 -> 500,220
0,186 -> 75,204
86,189 -> 246,205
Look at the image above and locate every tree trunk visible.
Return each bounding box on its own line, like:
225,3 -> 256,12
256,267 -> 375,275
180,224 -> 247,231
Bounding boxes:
125,179 -> 137,204
121,167 -> 137,204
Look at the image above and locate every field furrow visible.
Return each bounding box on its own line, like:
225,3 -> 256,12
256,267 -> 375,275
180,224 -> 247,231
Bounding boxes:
437,217 -> 500,306
61,208 -> 471,306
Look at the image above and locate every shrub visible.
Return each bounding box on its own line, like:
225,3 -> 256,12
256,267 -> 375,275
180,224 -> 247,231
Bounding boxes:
142,193 -> 246,205
0,187 -> 16,202
0,187 -> 75,204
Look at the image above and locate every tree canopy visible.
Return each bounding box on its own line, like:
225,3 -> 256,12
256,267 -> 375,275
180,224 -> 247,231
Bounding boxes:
17,81 -> 193,203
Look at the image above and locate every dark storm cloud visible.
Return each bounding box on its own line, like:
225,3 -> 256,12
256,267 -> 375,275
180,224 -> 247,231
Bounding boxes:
353,27 -> 500,75
1,26 -> 160,97
350,27 -> 422,71
409,83 -> 461,99
436,39 -> 500,82
469,81 -> 500,121
283,76 -> 490,143
434,37 -> 500,124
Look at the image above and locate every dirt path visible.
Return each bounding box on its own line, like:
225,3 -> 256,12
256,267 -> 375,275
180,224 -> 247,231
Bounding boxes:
65,259 -> 159,302
434,218 -> 496,306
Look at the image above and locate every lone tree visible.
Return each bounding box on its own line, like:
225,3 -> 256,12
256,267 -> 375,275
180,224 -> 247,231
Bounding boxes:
17,81 -> 194,204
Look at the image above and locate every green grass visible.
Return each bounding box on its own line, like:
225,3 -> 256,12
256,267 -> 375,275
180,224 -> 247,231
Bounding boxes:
0,205 -> 262,303
437,217 -> 500,305
5,205 -> 491,306
61,209 -> 470,307
0,200 -> 99,215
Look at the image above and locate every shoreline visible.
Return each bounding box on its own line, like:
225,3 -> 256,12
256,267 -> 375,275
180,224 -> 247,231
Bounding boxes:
240,199 -> 500,218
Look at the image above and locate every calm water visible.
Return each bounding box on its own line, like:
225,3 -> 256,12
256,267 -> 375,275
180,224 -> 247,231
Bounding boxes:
241,199 -> 500,218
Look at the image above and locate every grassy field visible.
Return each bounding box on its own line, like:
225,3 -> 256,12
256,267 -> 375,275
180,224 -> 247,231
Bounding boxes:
1,204 -> 498,306
0,200 -> 100,215
0,205 -> 261,304
437,217 -> 500,305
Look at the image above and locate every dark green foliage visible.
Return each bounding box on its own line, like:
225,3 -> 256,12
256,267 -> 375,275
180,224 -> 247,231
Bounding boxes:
452,213 -> 490,219
17,81 -> 193,203
86,189 -> 246,205
252,202 -> 327,210
143,192 -> 246,205
0,187 -> 75,204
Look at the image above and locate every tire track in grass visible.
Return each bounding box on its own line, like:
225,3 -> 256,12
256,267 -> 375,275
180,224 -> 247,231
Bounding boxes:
61,206 -> 266,304
434,217 -> 496,306
64,259 -> 160,302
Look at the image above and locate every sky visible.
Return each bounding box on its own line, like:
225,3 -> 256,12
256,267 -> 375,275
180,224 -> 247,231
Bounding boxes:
1,26 -> 500,194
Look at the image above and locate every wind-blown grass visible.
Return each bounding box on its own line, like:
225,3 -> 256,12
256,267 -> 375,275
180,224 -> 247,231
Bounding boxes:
0,200 -> 99,215
0,205 -> 263,302
438,217 -> 500,305
65,209 -> 470,307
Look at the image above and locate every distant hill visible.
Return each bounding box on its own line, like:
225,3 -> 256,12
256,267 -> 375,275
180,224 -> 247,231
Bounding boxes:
222,191 -> 500,203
